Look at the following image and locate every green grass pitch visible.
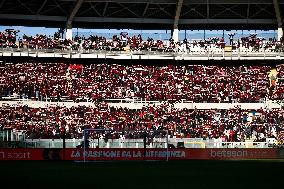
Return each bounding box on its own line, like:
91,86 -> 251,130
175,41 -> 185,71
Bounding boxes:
0,160 -> 283,189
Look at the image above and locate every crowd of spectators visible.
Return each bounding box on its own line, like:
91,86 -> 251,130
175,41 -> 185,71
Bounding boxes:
1,63 -> 280,103
240,33 -> 284,52
1,28 -> 283,52
0,63 -> 282,141
272,65 -> 284,100
20,34 -> 70,49
0,103 -> 283,142
0,63 -> 68,101
0,29 -> 18,48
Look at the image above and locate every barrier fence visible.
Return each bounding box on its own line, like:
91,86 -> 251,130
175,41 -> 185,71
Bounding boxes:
0,47 -> 284,60
0,136 -> 277,149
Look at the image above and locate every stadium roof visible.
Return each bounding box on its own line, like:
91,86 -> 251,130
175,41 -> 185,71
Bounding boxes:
0,0 -> 283,30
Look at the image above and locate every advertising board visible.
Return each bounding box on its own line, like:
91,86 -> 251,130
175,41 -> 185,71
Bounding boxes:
0,148 -> 282,161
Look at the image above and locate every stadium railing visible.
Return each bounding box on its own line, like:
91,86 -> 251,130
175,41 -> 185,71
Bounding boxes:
1,100 -> 282,110
0,47 -> 284,60
21,138 -> 276,149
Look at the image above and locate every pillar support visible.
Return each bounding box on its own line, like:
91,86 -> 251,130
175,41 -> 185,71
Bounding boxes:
172,0 -> 183,42
273,0 -> 283,40
172,28 -> 179,42
66,23 -> 73,40
66,0 -> 84,40
278,27 -> 283,40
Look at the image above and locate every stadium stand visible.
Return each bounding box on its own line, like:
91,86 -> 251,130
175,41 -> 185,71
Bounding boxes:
1,62 -> 282,103
0,0 -> 284,149
0,60 -> 283,143
0,29 -> 283,53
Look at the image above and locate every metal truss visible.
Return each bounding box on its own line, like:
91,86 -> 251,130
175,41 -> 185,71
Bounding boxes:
0,13 -> 276,24
250,4 -> 275,18
37,0 -> 48,15
181,4 -> 207,19
58,0 -> 284,4
210,4 -> 246,19
0,0 -> 282,29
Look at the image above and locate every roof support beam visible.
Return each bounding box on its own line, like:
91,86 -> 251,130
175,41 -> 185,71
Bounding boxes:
172,0 -> 183,41
66,0 -> 84,39
103,2 -> 108,16
0,14 -> 278,25
37,0 -> 48,15
142,2 -> 150,17
207,0 -> 209,18
59,0 -> 284,5
246,4 -> 250,19
273,0 -> 283,40
173,0 -> 183,29
67,0 -> 84,28
0,0 -> 6,10
273,0 -> 283,27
